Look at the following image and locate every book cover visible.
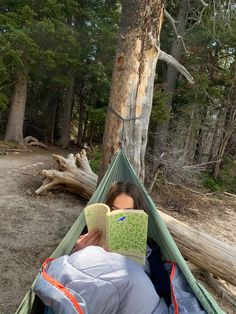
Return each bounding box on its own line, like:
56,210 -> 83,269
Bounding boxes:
84,203 -> 148,265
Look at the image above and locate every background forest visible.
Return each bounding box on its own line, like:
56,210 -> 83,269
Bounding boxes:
0,2 -> 236,313
0,0 -> 236,193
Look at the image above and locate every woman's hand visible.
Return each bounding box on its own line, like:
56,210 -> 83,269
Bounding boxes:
73,229 -> 101,252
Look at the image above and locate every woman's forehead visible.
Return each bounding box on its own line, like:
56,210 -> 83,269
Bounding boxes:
112,193 -> 134,208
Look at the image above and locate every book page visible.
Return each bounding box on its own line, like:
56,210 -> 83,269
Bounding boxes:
107,210 -> 148,265
84,203 -> 110,247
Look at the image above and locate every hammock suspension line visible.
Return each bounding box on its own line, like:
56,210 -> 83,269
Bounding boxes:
107,106 -> 142,149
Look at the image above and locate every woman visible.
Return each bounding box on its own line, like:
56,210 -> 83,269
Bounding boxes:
38,182 -> 205,313
74,181 -> 147,250
74,181 -> 171,305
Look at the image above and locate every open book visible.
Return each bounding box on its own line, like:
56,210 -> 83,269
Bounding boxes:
84,203 -> 148,265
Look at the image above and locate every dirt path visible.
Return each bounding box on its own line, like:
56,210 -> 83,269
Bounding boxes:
0,148 -> 235,313
0,148 -> 86,314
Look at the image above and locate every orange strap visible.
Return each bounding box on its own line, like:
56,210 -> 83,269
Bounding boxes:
170,263 -> 179,314
41,258 -> 84,314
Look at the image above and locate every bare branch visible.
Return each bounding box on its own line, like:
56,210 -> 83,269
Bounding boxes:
183,160 -> 223,170
190,0 -> 209,29
198,0 -> 208,7
164,10 -> 190,54
158,49 -> 194,84
0,80 -> 17,91
164,9 -> 179,38
178,36 -> 190,54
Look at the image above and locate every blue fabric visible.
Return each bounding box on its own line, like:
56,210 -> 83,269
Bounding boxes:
34,246 -> 165,314
81,226 -> 172,305
147,239 -> 171,305
44,306 -> 54,314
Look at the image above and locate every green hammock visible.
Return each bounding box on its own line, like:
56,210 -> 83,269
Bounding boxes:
15,149 -> 224,314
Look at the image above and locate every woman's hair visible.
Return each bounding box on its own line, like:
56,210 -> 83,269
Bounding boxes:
105,181 -> 148,212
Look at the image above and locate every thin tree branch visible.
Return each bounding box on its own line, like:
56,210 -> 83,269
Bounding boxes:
0,80 -> 17,91
164,9 -> 179,38
198,0 -> 208,7
190,0 -> 209,29
164,9 -> 190,54
183,159 -> 223,170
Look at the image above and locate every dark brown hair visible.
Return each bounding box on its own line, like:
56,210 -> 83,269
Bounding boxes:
105,181 -> 148,212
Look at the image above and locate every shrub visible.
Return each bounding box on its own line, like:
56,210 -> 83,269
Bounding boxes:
202,174 -> 223,192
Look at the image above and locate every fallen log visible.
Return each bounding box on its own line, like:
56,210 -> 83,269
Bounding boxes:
187,262 -> 236,307
36,151 -> 236,286
159,211 -> 236,286
24,136 -> 48,150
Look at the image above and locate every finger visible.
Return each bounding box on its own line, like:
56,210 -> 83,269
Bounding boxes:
77,230 -> 101,248
83,230 -> 101,242
85,231 -> 102,246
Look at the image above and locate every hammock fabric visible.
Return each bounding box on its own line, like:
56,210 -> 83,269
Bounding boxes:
15,149 -> 224,314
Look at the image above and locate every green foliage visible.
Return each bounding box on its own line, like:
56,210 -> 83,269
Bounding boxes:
0,0 -> 120,141
151,87 -> 172,123
219,156 -> 236,194
89,146 -> 102,174
202,156 -> 236,193
88,107 -> 106,125
0,92 -> 8,110
202,174 -> 223,192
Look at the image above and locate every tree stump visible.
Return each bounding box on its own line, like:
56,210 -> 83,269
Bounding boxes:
36,150 -> 97,199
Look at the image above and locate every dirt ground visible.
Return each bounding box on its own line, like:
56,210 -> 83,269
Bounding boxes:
0,147 -> 235,314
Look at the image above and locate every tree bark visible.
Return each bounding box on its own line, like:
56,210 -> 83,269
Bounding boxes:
58,74 -> 75,148
99,0 -> 165,182
36,151 -> 236,286
154,0 -> 188,161
213,105 -> 236,178
160,211 -> 236,286
4,71 -> 27,143
89,122 -> 95,147
36,150 -> 97,199
193,104 -> 208,163
77,87 -> 86,148
208,107 -> 226,163
212,60 -> 236,177
43,97 -> 53,143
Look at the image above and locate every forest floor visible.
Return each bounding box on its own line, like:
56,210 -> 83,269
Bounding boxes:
0,146 -> 235,314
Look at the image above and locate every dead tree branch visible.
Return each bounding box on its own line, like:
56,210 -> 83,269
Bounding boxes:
24,136 -> 48,150
158,49 -> 194,84
164,9 -> 190,54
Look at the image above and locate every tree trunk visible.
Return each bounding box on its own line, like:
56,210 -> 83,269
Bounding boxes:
213,60 -> 236,177
99,0 -> 165,181
58,74 -> 75,148
154,0 -> 188,160
89,122 -> 95,147
77,89 -> 86,148
36,151 -> 236,286
193,105 -> 208,163
213,105 -> 236,178
4,71 -> 27,143
43,98 -> 52,143
82,109 -> 88,145
208,107 -> 226,163
182,105 -> 198,161
50,101 -> 58,144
